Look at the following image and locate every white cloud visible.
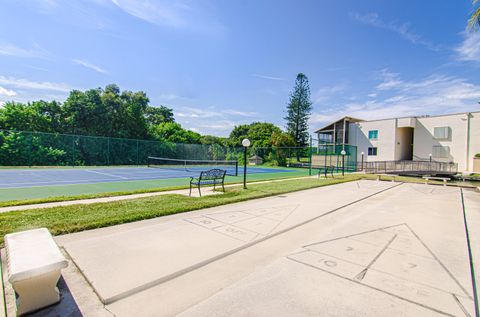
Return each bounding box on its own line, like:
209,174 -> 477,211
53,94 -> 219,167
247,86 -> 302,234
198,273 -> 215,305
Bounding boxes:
0,42 -> 49,58
198,120 -> 236,131
176,106 -> 221,119
0,86 -> 16,97
375,69 -> 404,90
455,32 -> 480,62
351,12 -> 440,51
111,0 -> 223,33
72,59 -> 107,74
314,84 -> 346,104
222,109 -> 257,117
310,71 -> 480,126
0,76 -> 73,92
252,74 -> 286,81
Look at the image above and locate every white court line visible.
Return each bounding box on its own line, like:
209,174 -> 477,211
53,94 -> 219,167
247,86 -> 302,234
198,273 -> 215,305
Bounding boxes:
85,169 -> 129,179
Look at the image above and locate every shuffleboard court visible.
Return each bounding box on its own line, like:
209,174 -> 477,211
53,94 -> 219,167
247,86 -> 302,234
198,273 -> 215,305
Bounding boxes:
0,166 -> 295,189
53,180 -> 479,317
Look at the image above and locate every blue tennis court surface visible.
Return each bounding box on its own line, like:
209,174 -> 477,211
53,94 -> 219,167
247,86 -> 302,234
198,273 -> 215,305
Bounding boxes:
0,166 -> 296,188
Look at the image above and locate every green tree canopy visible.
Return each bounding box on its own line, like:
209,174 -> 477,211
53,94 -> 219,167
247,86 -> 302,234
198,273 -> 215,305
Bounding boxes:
145,105 -> 175,126
229,122 -> 281,147
151,122 -> 201,144
285,73 -> 312,147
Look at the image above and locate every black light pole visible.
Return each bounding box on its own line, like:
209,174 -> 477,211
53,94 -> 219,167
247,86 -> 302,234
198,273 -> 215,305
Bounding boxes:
429,153 -> 432,172
361,151 -> 364,172
341,150 -> 346,176
242,138 -> 251,189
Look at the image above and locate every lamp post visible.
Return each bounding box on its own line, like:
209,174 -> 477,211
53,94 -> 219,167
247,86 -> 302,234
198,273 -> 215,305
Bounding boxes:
361,151 -> 365,172
429,153 -> 432,172
341,150 -> 346,176
242,138 -> 251,189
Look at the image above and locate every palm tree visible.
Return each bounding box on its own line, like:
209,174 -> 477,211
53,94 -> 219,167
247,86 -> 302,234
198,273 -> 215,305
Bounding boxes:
469,0 -> 480,30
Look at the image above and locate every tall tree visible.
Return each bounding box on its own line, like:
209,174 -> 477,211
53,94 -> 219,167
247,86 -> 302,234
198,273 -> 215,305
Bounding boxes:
469,0 -> 480,30
284,73 -> 312,147
145,105 -> 175,126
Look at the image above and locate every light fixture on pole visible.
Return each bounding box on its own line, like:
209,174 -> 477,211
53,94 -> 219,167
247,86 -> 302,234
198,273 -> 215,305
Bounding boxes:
360,151 -> 365,172
341,150 -> 346,176
242,138 -> 251,189
429,153 -> 432,162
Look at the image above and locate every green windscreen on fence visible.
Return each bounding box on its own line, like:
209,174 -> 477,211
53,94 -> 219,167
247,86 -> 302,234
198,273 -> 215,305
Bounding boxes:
0,130 -> 245,167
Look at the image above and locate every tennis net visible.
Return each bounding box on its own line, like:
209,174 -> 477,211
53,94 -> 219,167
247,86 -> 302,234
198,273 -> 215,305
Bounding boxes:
147,157 -> 239,176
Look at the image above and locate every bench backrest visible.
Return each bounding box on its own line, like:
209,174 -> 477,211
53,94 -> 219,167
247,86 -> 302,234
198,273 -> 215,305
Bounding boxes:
199,169 -> 226,181
5,228 -> 68,283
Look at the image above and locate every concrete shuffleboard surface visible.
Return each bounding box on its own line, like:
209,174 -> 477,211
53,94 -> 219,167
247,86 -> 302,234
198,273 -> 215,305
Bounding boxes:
177,184 -> 478,317
55,180 -> 479,316
58,180 -> 397,304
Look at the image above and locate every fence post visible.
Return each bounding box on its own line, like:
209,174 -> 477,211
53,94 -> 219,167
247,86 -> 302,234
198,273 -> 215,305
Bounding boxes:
309,137 -> 312,176
136,139 -> 139,165
71,135 -> 76,167
107,137 -> 110,166
28,132 -> 33,167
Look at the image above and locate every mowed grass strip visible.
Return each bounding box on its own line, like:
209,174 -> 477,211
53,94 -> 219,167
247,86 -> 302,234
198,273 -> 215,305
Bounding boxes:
0,176 -> 361,246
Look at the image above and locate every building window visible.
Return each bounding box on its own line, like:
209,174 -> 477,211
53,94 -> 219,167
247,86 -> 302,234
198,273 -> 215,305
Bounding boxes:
368,147 -> 378,156
368,130 -> 378,140
433,127 -> 450,140
432,146 -> 449,158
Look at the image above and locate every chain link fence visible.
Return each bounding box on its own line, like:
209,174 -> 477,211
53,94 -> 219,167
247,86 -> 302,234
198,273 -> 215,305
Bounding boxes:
0,130 -> 358,174
0,130 -> 244,167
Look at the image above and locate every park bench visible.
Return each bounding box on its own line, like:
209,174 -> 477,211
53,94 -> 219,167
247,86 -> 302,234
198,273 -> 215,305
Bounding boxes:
190,168 -> 226,197
317,165 -> 335,179
376,174 -> 397,182
5,228 -> 68,315
422,176 -> 450,186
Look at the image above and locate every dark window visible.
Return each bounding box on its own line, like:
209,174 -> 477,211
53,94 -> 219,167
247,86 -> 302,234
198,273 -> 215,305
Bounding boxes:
368,147 -> 377,156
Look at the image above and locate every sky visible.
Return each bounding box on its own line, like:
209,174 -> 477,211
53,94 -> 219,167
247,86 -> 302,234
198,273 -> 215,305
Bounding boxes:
0,0 -> 480,137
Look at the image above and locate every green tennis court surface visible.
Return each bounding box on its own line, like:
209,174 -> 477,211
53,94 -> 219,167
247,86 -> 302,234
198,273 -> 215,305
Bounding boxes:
0,165 -> 312,202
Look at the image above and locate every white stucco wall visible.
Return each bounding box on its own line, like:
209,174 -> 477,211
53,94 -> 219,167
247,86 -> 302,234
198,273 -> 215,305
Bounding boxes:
413,112 -> 478,172
349,119 -> 397,162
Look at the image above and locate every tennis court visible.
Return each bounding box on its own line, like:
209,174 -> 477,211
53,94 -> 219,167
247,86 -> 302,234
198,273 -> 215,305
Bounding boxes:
0,165 -> 296,189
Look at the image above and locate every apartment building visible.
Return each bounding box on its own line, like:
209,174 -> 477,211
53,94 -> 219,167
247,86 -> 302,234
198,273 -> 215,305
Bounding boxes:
315,111 -> 480,172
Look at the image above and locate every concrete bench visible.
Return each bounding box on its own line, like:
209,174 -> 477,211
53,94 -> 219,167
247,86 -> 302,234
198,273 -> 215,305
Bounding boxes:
5,228 -> 68,315
376,174 -> 396,182
422,176 -> 449,186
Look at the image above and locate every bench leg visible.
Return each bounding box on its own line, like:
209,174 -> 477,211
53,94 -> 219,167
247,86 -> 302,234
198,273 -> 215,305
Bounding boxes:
198,186 -> 202,197
213,183 -> 216,191
222,183 -> 225,192
13,270 -> 62,315
189,183 -> 192,197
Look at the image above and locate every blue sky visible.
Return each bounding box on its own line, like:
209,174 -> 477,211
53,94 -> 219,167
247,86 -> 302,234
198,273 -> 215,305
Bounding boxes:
0,0 -> 479,136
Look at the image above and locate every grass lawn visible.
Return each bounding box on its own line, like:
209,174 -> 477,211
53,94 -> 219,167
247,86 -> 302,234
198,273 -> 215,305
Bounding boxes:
0,176 -> 361,246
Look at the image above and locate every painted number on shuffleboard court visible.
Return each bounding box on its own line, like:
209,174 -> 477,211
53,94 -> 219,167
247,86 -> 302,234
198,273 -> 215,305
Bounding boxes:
317,258 -> 337,267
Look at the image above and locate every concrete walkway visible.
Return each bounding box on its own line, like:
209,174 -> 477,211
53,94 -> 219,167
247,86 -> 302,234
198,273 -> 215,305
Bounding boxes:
3,180 -> 479,316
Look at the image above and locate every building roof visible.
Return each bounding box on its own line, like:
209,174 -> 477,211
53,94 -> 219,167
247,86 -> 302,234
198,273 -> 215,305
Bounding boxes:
314,116 -> 364,133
